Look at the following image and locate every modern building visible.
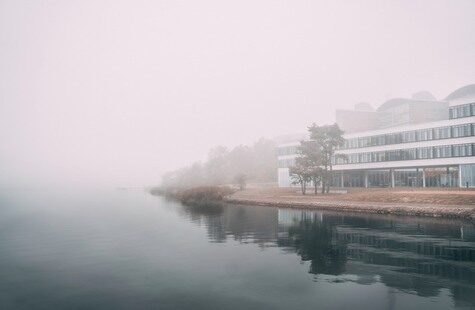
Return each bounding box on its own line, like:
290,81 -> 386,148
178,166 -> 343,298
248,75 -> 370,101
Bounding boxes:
277,84 -> 475,188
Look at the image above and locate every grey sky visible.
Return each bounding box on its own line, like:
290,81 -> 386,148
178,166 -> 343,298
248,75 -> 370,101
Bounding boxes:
1,0 -> 474,187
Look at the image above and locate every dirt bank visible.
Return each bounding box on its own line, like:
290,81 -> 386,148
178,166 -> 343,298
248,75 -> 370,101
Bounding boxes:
225,187 -> 475,220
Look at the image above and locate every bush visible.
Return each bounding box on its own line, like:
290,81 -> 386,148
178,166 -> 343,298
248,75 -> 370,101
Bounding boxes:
179,186 -> 234,206
150,186 -> 235,209
149,187 -> 165,196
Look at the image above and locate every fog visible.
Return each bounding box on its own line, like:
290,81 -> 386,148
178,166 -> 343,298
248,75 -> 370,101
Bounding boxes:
1,0 -> 474,187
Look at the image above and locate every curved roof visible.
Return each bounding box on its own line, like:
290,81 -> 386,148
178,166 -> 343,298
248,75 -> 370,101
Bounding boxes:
377,98 -> 411,111
445,84 -> 475,101
412,91 -> 436,101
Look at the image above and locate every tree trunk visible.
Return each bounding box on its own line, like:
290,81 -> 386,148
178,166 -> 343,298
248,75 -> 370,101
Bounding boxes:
323,166 -> 328,194
314,179 -> 318,195
327,164 -> 333,194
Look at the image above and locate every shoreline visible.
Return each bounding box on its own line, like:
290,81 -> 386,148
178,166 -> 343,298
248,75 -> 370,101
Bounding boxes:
225,197 -> 475,220
225,188 -> 475,221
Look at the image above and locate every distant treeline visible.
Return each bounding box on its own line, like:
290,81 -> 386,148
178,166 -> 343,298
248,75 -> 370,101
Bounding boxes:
161,138 -> 277,188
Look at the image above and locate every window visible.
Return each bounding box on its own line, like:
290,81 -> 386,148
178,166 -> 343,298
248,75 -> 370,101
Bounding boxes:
416,128 -> 433,141
386,133 -> 402,144
346,138 -> 358,149
371,135 -> 385,146
434,127 -> 451,139
386,150 -> 401,161
402,131 -> 417,143
453,144 -> 473,157
348,154 -> 358,164
358,137 -> 371,148
433,145 -> 452,158
450,104 -> 471,119
418,147 -> 433,159
452,124 -> 472,138
375,152 -> 385,162
335,157 -> 346,164
359,153 -> 371,163
278,158 -> 295,168
401,149 -> 417,160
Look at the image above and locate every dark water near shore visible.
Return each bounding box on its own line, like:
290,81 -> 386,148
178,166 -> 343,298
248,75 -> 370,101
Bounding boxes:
0,189 -> 474,309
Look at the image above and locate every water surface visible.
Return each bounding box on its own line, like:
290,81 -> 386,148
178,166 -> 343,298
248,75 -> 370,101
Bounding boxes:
0,189 -> 474,309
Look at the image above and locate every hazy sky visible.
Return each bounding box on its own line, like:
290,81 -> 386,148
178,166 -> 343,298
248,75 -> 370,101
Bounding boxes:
1,0 -> 474,187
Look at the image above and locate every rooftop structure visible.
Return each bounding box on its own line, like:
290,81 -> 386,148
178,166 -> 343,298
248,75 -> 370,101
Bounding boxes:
336,91 -> 448,133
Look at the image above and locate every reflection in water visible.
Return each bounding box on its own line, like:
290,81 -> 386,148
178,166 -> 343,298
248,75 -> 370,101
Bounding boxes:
2,190 -> 474,310
178,204 -> 475,309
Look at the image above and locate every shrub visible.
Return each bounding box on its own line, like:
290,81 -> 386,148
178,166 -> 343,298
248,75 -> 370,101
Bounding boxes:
179,186 -> 234,206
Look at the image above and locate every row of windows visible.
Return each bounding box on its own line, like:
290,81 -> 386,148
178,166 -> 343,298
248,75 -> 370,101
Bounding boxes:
278,158 -> 295,168
280,144 -> 474,167
341,123 -> 475,150
334,143 -> 474,165
277,146 -> 298,156
450,103 -> 475,119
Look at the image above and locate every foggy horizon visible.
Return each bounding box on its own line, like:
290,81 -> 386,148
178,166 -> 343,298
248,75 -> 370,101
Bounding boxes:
1,0 -> 475,187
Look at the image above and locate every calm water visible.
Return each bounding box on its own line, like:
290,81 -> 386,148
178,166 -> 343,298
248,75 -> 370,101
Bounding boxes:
0,189 -> 474,310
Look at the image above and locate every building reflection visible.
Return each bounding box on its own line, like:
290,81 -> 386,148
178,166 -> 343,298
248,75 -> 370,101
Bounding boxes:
177,204 -> 475,308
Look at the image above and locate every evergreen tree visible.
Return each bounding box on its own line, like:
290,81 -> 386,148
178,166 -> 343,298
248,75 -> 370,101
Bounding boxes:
308,123 -> 345,194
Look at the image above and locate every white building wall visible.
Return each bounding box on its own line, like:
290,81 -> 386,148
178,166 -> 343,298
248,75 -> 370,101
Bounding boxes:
278,168 -> 291,187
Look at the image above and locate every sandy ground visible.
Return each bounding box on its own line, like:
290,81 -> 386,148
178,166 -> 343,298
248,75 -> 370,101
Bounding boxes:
225,187 -> 475,220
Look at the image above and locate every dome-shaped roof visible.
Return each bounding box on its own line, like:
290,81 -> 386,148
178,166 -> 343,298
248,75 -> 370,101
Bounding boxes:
445,84 -> 475,101
377,98 -> 411,111
354,102 -> 374,112
412,91 -> 436,101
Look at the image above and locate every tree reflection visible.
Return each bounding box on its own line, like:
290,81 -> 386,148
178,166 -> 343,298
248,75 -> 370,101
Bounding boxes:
176,203 -> 475,308
278,218 -> 347,275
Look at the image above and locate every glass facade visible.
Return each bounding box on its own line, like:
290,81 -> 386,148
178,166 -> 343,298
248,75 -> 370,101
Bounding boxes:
453,144 -> 473,157
461,164 -> 475,187
452,123 -> 472,137
433,145 -> 452,158
332,167 -> 460,188
418,147 -> 433,159
343,171 -> 365,187
449,103 -> 474,119
341,122 -> 475,150
368,170 -> 390,187
394,169 -> 422,187
424,167 -> 458,187
334,143 -> 474,165
433,126 -> 451,139
417,128 -> 433,141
